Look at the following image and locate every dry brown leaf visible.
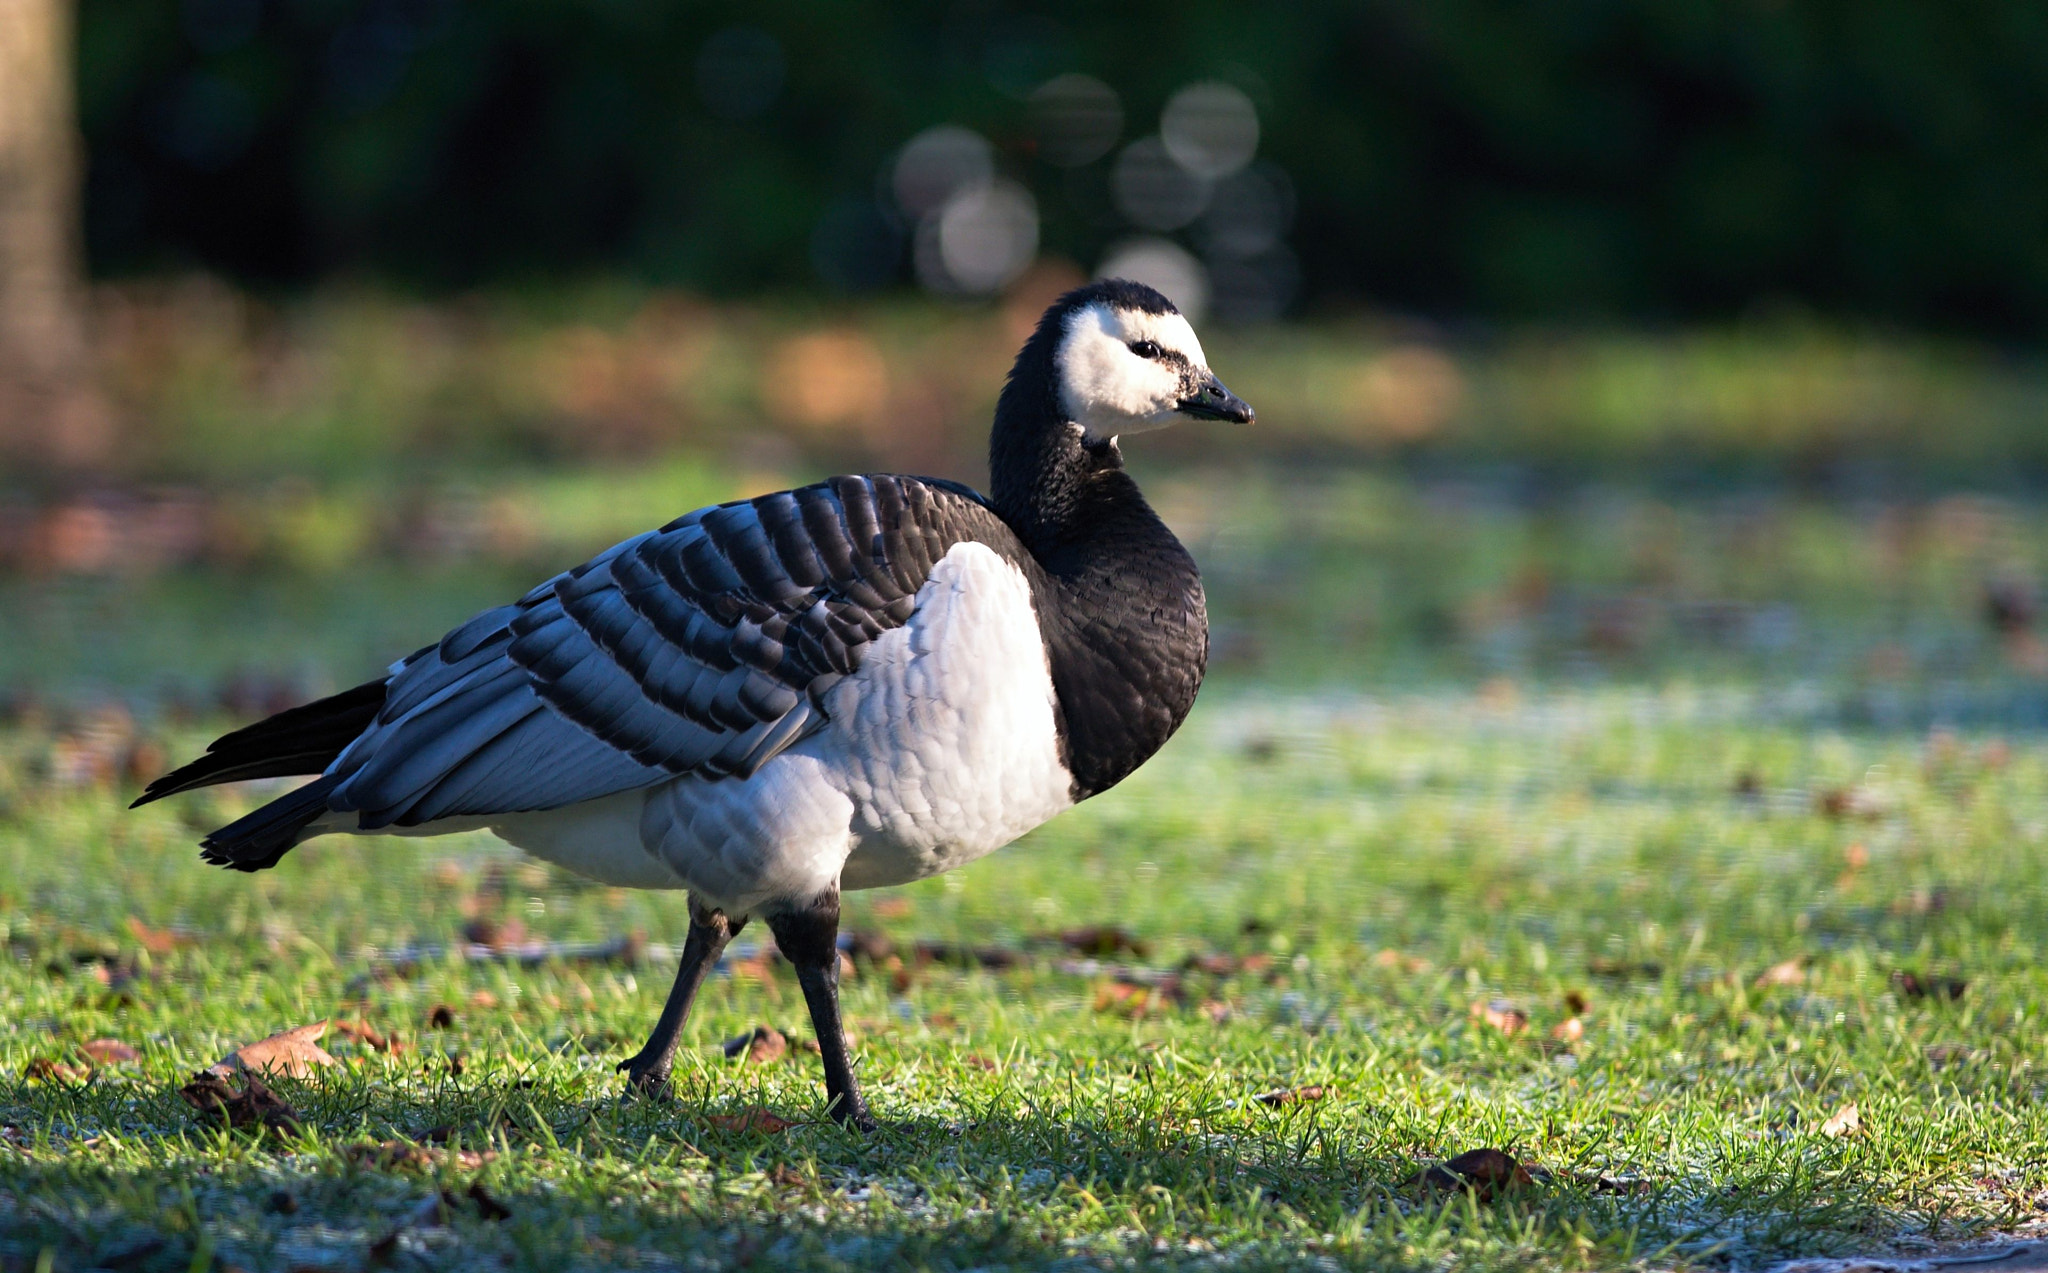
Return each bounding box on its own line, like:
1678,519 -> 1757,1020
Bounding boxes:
1550,1017 -> 1585,1043
462,916 -> 528,951
961,1053 -> 999,1071
1821,1102 -> 1861,1138
1474,999 -> 1528,1035
1372,949 -> 1429,974
1057,926 -> 1150,957
80,1038 -> 139,1065
23,1057 -> 87,1083
707,1107 -> 793,1134
213,1022 -> 335,1079
124,916 -> 186,956
1411,1148 -> 1534,1202
721,1026 -> 788,1064
178,1070 -> 301,1132
331,1019 -> 405,1053
1252,1085 -> 1328,1107
1093,980 -> 1166,1016
1755,958 -> 1806,988
1891,970 -> 1967,1000
469,990 -> 500,1010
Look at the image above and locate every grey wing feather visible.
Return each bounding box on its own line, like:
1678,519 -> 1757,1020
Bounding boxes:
323,476 -> 1002,829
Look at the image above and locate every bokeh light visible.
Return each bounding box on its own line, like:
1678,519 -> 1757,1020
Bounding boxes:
918,180 -> 1039,296
1028,74 -> 1123,167
1160,81 -> 1260,179
1097,237 -> 1209,322
695,26 -> 786,121
891,126 -> 995,220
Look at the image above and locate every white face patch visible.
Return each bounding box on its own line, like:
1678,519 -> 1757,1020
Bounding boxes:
1055,302 -> 1212,443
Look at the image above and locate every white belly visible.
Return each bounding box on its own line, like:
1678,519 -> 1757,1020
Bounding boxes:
489,541 -> 1075,914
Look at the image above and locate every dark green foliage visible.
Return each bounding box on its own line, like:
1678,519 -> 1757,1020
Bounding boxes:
74,0 -> 2048,332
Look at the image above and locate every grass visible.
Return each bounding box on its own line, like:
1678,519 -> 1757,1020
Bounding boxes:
3,462 -> 2047,1270
1,684 -> 2045,1271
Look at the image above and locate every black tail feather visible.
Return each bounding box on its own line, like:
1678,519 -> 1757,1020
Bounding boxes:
199,773 -> 344,872
132,678 -> 387,808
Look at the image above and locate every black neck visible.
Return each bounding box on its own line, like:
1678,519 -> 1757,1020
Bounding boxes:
990,317 -> 1113,553
985,322 -> 1210,800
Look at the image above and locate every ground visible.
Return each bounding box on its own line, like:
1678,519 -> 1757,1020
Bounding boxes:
2,468 -> 2046,1271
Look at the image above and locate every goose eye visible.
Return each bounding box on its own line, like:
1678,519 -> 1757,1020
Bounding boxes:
1127,340 -> 1162,359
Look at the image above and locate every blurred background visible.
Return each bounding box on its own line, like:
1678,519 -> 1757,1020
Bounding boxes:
1,0 -> 2045,724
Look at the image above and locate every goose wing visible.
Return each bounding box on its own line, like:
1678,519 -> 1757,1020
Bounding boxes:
328,474 -> 1013,829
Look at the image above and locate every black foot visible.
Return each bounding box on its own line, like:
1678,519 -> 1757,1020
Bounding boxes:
616,1051 -> 672,1098
830,1096 -> 878,1134
617,899 -> 742,1102
767,892 -> 877,1134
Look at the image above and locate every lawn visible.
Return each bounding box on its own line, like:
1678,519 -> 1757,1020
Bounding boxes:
3,463 -> 2045,1271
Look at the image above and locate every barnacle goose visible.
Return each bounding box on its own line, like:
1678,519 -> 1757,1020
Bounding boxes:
135,279 -> 1253,1130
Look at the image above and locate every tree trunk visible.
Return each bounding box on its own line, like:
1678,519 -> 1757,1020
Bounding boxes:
0,0 -> 111,471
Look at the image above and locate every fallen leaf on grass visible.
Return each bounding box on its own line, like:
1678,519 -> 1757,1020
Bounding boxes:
1371,949 -> 1430,974
767,1164 -> 808,1189
1056,926 -> 1150,957
1473,1000 -> 1528,1035
721,1026 -> 788,1064
124,916 -> 187,956
1184,952 -> 1276,977
461,916 -> 528,952
80,1038 -> 139,1065
178,1070 -> 300,1132
332,1019 -> 405,1052
1891,971 -> 1967,1000
1410,1148 -> 1535,1202
707,1107 -> 793,1134
1755,958 -> 1806,987
213,1022 -> 335,1078
912,940 -> 1021,970
1550,1017 -> 1585,1043
22,1057 -> 88,1083
469,990 -> 499,1010
1252,1085 -> 1328,1107
1821,1102 -> 1861,1138
961,1053 -> 999,1071
1094,980 -> 1173,1016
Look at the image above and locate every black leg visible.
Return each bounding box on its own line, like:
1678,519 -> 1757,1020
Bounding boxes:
619,897 -> 743,1096
767,892 -> 874,1131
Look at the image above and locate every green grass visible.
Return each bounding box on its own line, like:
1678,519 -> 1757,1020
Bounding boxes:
3,681 -> 2045,1271
4,462 -> 2046,1269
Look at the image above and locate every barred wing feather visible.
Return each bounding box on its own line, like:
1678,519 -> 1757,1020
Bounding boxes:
325,475 -> 1007,830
